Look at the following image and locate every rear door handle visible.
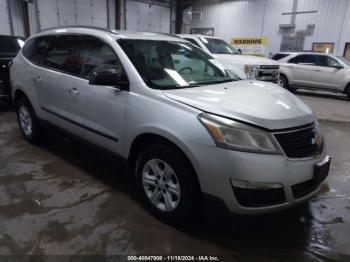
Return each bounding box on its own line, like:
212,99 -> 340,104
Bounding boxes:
33,76 -> 42,84
69,87 -> 79,96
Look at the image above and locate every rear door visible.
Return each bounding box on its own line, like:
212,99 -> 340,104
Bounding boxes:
287,54 -> 317,87
37,35 -> 83,127
312,55 -> 345,91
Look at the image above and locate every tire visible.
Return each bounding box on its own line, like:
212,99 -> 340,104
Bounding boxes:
135,143 -> 200,224
280,75 -> 296,92
16,97 -> 42,144
346,85 -> 350,101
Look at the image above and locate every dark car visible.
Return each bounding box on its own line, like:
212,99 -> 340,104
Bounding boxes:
0,35 -> 25,104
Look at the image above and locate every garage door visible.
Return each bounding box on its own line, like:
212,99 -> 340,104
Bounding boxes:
36,0 -> 108,30
125,0 -> 170,33
0,0 -> 11,35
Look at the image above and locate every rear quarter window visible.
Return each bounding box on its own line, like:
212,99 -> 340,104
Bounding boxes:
22,36 -> 52,65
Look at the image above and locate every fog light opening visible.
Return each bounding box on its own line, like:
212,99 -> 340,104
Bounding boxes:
230,179 -> 283,190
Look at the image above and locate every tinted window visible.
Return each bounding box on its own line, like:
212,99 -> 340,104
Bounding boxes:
271,53 -> 290,60
289,55 -> 316,65
184,38 -> 200,47
44,35 -> 83,75
79,37 -> 123,78
22,37 -> 52,65
315,56 -> 341,67
0,36 -> 23,54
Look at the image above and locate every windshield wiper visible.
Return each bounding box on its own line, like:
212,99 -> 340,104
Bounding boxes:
193,79 -> 236,86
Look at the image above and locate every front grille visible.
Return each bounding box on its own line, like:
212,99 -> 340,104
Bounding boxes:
260,65 -> 280,70
292,179 -> 320,199
274,123 -> 323,159
232,187 -> 286,207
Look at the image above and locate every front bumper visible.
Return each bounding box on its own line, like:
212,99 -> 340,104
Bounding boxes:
190,142 -> 329,215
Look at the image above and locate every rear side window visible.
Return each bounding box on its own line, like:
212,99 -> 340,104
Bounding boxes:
44,35 -> 83,75
79,36 -> 123,79
288,55 -> 316,65
271,53 -> 290,60
22,37 -> 52,65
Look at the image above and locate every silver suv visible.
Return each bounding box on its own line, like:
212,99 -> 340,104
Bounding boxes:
11,27 -> 330,222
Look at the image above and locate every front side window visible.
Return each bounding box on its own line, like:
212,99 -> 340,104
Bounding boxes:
119,40 -> 236,90
44,35 -> 83,75
199,37 -> 239,55
79,37 -> 123,79
22,36 -> 52,65
289,55 -> 316,65
184,38 -> 201,48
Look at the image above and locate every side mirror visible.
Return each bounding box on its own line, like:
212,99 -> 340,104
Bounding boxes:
237,48 -> 242,54
332,64 -> 344,70
89,69 -> 129,90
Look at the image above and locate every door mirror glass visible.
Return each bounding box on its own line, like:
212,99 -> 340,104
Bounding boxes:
89,69 -> 128,89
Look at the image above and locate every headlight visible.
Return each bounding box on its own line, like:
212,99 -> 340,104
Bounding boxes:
244,64 -> 259,80
198,113 -> 281,154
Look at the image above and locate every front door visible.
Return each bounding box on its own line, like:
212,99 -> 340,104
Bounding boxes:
311,55 -> 345,91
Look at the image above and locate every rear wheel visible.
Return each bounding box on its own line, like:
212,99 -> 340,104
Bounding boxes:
346,85 -> 350,100
135,143 -> 200,224
279,75 -> 296,92
16,97 -> 42,144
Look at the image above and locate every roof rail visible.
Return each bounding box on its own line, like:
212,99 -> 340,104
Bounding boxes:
38,26 -> 118,35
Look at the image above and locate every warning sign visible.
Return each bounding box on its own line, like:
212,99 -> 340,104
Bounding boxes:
231,37 -> 267,56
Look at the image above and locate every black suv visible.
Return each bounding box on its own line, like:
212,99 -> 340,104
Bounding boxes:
0,35 -> 24,104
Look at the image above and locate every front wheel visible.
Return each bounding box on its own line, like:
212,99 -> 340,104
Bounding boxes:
16,97 -> 42,144
135,144 -> 200,224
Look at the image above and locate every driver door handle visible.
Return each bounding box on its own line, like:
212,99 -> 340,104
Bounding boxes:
69,87 -> 79,96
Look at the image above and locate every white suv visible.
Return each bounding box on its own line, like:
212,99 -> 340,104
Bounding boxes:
178,34 -> 280,83
10,27 -> 330,223
276,52 -> 350,100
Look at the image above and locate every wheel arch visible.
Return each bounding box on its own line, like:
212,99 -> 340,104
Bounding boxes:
14,89 -> 29,106
128,132 -> 202,192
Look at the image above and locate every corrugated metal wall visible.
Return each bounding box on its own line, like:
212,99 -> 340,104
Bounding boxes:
0,0 -> 11,35
0,0 -> 25,36
34,0 -> 109,31
186,0 -> 350,56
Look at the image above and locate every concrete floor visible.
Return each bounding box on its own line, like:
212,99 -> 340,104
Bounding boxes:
1,94 -> 350,261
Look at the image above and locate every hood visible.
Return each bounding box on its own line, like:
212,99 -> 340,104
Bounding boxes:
214,54 -> 279,66
163,80 -> 315,130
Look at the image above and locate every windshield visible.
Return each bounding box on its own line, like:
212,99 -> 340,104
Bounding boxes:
0,36 -> 24,54
199,37 -> 239,55
118,40 -> 237,90
337,56 -> 350,67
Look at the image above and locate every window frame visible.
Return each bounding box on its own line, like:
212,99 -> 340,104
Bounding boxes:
22,33 -> 129,84
288,54 -> 317,65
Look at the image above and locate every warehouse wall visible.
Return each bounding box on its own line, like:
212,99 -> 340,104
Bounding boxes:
0,0 -> 25,36
0,0 -> 11,35
125,0 -> 172,33
185,0 -> 350,57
